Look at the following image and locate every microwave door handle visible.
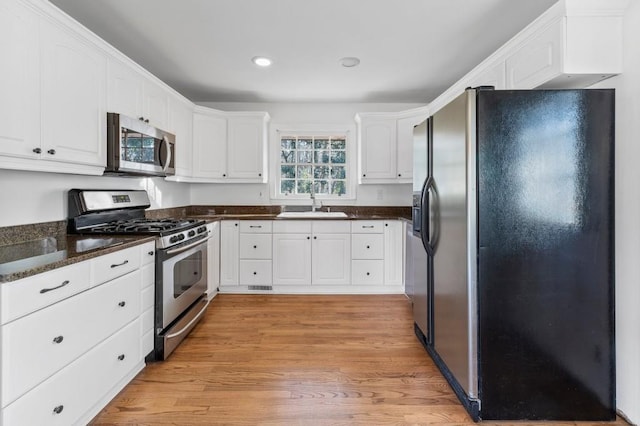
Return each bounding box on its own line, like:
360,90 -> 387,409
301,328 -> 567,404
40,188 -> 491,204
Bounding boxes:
160,136 -> 172,172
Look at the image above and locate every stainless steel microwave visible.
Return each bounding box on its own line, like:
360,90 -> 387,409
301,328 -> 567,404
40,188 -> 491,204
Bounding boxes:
106,113 -> 175,177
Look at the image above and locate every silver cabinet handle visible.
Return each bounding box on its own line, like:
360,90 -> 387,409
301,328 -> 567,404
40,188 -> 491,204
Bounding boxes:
53,336 -> 64,344
118,301 -> 126,307
40,280 -> 70,294
249,225 -> 262,228
110,260 -> 129,268
117,354 -> 125,361
53,405 -> 64,414
362,225 -> 374,229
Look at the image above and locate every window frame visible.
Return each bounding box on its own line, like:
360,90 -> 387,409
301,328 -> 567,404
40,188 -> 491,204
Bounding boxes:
270,123 -> 357,202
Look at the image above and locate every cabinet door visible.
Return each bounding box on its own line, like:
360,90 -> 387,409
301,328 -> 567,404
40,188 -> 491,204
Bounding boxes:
0,0 -> 40,159
170,96 -> 194,177
106,57 -> 143,119
396,116 -> 422,181
193,111 -> 227,178
272,234 -> 312,285
226,116 -> 266,180
207,222 -> 220,297
312,233 -> 350,285
143,79 -> 170,130
383,221 -> 404,286
360,118 -> 397,180
40,18 -> 106,167
220,221 -> 239,286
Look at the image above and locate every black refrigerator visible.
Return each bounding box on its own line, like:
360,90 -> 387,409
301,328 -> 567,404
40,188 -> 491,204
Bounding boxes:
414,87 -> 615,421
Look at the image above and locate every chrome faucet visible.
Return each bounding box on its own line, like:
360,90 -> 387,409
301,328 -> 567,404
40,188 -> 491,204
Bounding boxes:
310,185 -> 321,212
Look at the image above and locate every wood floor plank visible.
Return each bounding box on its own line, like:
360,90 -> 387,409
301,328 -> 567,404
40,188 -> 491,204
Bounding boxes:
89,295 -> 627,425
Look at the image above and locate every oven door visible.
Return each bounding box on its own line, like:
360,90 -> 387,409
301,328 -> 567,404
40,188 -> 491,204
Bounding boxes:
158,237 -> 208,329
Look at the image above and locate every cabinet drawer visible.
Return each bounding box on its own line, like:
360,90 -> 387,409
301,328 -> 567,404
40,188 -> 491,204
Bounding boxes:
239,221 -> 272,233
312,220 -> 351,234
239,260 -> 272,285
3,319 -> 141,426
91,245 -> 141,286
352,234 -> 384,259
272,220 -> 312,234
1,270 -> 140,406
351,221 -> 384,233
1,261 -> 91,325
140,241 -> 156,265
352,260 -> 384,285
239,234 -> 272,259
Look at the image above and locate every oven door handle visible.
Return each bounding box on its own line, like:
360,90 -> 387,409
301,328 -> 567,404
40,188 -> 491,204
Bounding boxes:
165,235 -> 210,255
165,298 -> 210,339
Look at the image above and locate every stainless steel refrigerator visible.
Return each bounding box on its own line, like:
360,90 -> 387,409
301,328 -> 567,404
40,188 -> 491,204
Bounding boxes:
415,87 -> 615,421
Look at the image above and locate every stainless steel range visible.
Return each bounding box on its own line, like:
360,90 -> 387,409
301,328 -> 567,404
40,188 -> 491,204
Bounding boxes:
67,189 -> 210,361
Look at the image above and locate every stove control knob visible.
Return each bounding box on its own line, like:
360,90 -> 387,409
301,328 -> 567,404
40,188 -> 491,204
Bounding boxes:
178,234 -> 185,241
170,236 -> 179,243
188,230 -> 196,237
197,226 -> 207,234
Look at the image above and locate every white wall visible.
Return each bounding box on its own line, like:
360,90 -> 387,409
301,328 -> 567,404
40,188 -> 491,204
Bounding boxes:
191,102 -> 423,206
591,2 -> 640,423
0,169 -> 190,227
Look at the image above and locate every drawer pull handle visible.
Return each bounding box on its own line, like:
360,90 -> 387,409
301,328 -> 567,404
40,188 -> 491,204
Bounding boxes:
366,272 -> 370,276
40,280 -> 70,294
111,260 -> 129,268
249,225 -> 262,228
118,354 -> 126,361
53,405 -> 64,414
118,301 -> 126,307
307,236 -> 310,240
53,335 -> 64,344
366,245 -> 371,249
253,271 -> 257,275
148,251 -> 154,256
253,245 -> 257,249
362,226 -> 374,229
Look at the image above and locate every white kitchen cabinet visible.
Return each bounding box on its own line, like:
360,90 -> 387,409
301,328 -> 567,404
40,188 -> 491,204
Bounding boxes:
272,233 -> 312,286
207,222 -> 220,298
169,95 -> 194,178
351,220 -> 384,286
40,16 -> 106,167
238,221 -> 272,286
358,117 -> 397,181
140,242 -> 155,358
312,233 -> 351,285
220,221 -> 240,286
383,220 -> 404,287
226,113 -> 269,181
356,111 -> 426,184
505,14 -> 622,90
0,0 -> 40,161
192,107 -> 227,179
107,57 -> 169,130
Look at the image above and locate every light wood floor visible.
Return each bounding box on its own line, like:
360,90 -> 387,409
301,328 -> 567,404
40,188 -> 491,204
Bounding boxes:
90,295 -> 627,425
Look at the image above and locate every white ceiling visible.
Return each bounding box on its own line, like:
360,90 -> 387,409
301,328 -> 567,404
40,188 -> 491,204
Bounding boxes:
49,0 -> 557,103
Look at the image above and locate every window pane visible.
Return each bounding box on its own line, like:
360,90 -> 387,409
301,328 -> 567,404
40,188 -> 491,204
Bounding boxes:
314,180 -> 329,194
314,139 -> 329,149
314,166 -> 329,179
314,150 -> 330,164
281,150 -> 296,163
298,138 -> 313,150
331,181 -> 346,195
331,166 -> 346,179
281,179 -> 295,194
297,180 -> 311,194
281,138 -> 296,150
297,165 -> 312,179
331,151 -> 346,164
331,139 -> 346,150
297,151 -> 312,163
281,165 -> 295,178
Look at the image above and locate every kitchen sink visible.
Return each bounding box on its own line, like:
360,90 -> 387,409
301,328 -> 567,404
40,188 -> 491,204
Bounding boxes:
276,211 -> 348,219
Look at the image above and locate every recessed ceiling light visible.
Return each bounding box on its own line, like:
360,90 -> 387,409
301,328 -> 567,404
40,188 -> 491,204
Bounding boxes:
252,56 -> 272,67
339,57 -> 360,68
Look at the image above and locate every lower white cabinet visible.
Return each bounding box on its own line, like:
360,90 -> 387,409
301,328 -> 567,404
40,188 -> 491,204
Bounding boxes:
311,233 -> 351,286
383,221 -> 404,286
207,222 -> 220,298
272,233 -> 312,285
0,240 -> 154,425
220,221 -> 240,286
2,319 -> 141,426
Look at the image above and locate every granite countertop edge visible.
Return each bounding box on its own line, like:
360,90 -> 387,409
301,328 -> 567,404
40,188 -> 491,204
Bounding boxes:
0,235 -> 156,284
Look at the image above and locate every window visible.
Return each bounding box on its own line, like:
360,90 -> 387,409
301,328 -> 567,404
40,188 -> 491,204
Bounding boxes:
279,134 -> 348,197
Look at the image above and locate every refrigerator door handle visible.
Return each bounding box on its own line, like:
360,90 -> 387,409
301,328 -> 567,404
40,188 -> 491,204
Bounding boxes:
420,176 -> 434,256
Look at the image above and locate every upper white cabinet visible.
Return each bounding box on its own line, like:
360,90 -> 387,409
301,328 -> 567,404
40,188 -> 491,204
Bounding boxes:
0,0 -> 107,174
227,113 -> 269,180
0,0 -> 40,161
193,107 -> 227,179
505,13 -> 623,90
169,95 -> 194,178
356,109 -> 428,184
107,58 -> 169,130
191,107 -> 270,182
